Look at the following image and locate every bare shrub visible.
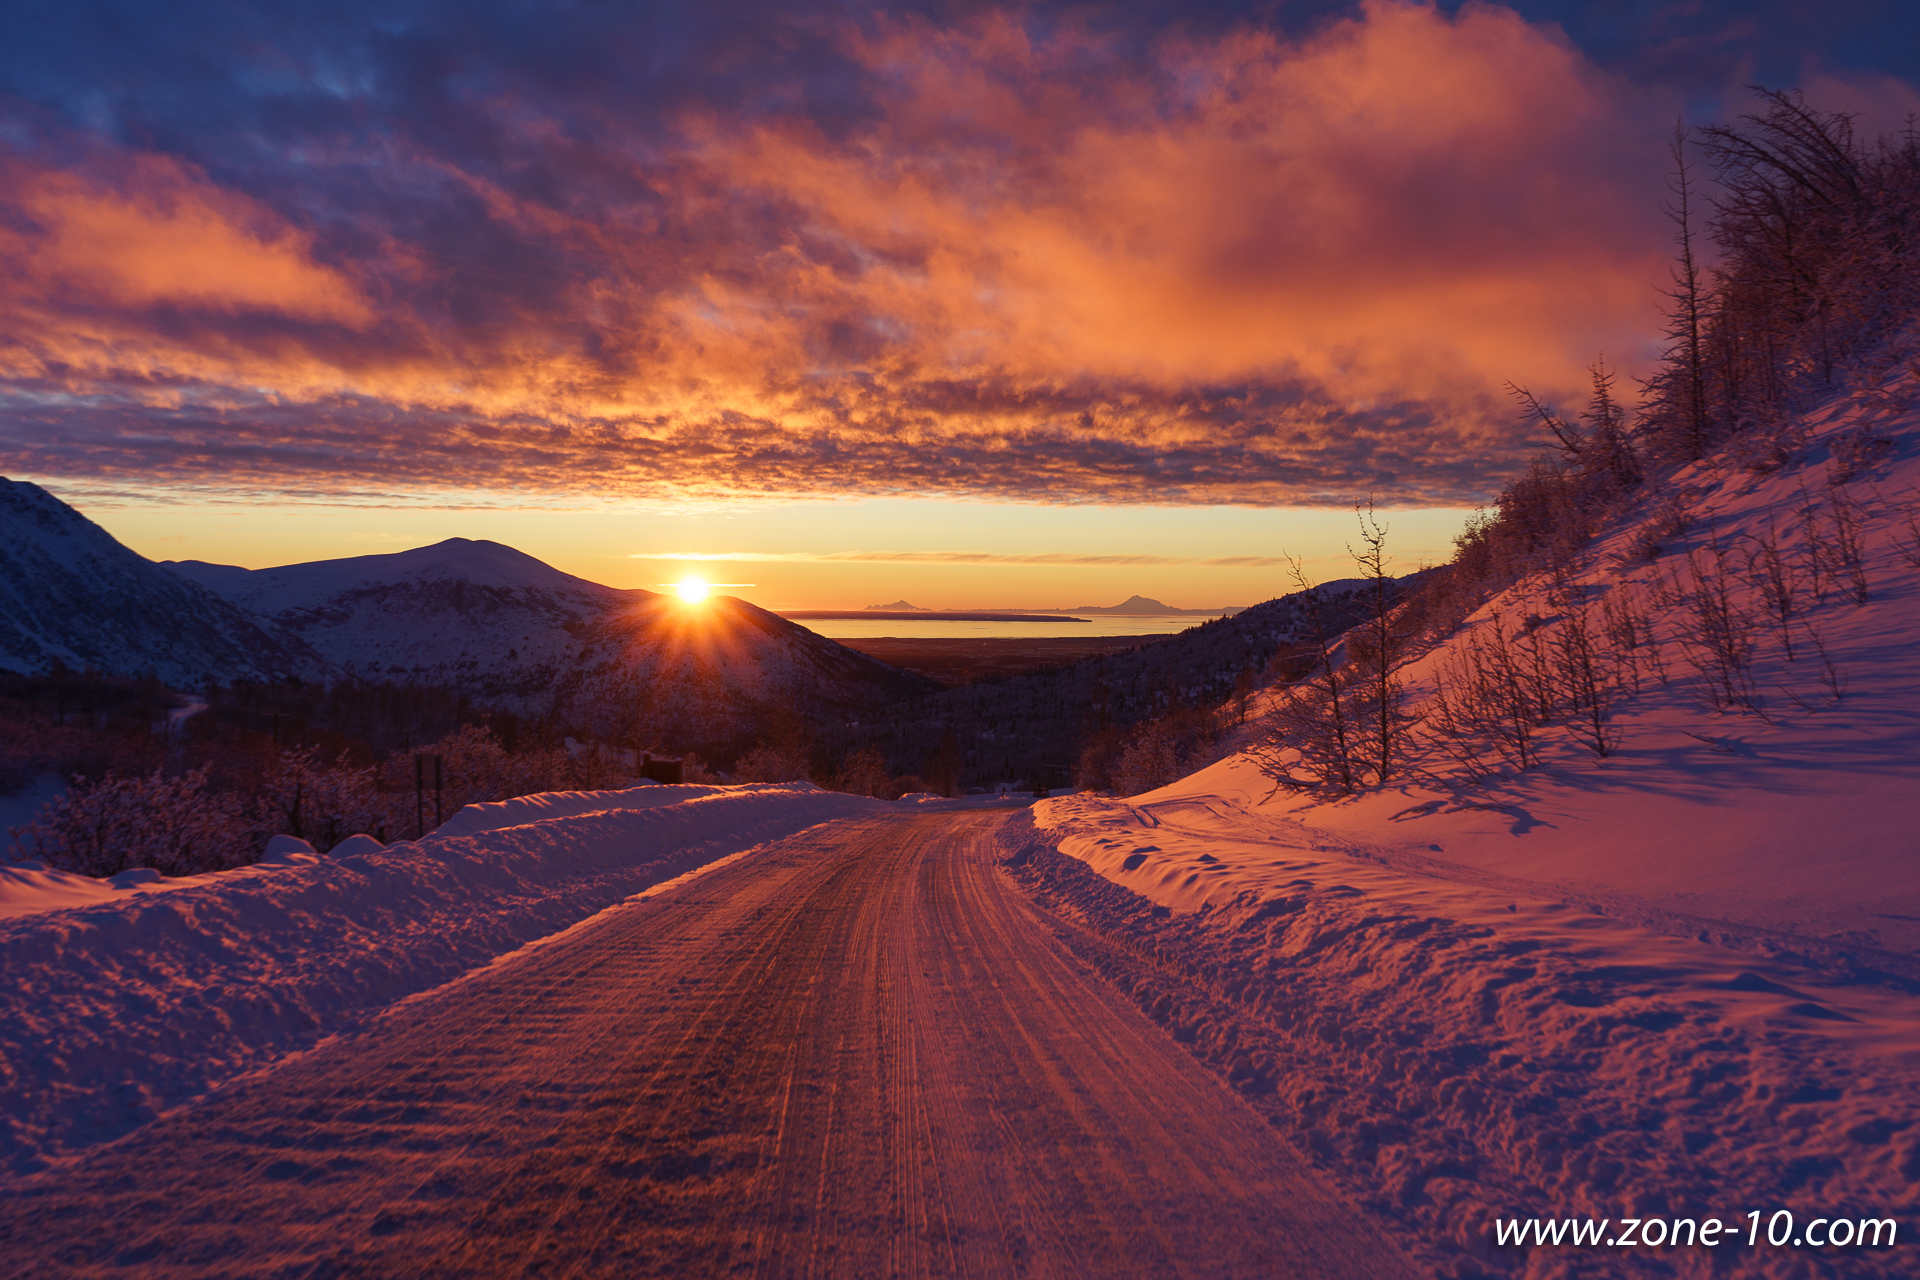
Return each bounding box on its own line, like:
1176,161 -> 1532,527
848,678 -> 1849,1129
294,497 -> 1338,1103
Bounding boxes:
1348,505 -> 1419,785
733,741 -> 814,784
1885,487 -> 1920,568
1420,667 -> 1501,783
1824,485 -> 1872,604
1424,617 -> 1543,775
1599,586 -> 1654,692
10,768 -> 249,877
1112,722 -> 1183,796
1251,561 -> 1362,795
1747,518 -> 1802,661
260,746 -> 385,851
1798,487 -> 1833,603
1805,624 -> 1851,705
1826,425 -> 1895,484
1674,547 -> 1765,717
1551,609 -> 1620,758
1622,490 -> 1694,565
829,747 -> 893,798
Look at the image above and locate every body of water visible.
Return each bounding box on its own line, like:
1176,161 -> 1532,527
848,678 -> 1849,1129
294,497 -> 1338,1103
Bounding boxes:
798,616 -> 1226,640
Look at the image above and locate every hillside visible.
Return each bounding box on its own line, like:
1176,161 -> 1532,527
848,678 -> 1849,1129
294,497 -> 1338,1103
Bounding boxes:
834,575 -> 1419,788
1252,387 -> 1920,954
0,479 -> 325,688
169,540 -> 938,751
1028,371 -> 1920,1276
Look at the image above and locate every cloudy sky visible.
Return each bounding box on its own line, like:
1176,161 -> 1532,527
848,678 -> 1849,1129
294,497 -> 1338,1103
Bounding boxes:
3,1 -> 1917,607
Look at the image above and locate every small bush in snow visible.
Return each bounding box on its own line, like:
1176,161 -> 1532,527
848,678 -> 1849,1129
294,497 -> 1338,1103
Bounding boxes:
9,767 -> 250,877
828,747 -> 893,798
732,741 -> 814,784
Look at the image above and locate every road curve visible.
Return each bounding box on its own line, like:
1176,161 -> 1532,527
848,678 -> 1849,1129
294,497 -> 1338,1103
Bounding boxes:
2,810 -> 1417,1279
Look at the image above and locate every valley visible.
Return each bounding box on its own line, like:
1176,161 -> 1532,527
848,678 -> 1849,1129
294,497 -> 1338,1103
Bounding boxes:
834,633 -> 1183,685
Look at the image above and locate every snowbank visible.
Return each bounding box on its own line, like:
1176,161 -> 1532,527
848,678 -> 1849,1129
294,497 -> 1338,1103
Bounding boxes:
0,784 -> 882,1177
1011,811 -> 1920,1278
0,784 -> 809,922
430,780 -> 804,837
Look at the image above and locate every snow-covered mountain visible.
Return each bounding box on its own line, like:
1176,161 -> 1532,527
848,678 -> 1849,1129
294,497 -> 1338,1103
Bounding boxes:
0,479 -> 324,687
165,540 -> 634,680
167,540 -> 937,742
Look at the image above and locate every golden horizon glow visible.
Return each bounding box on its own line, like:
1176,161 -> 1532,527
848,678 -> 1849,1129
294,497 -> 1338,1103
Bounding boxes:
673,576 -> 710,603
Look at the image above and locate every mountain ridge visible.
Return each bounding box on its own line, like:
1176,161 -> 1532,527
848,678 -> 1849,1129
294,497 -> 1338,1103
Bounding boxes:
167,539 -> 938,749
0,478 -> 326,687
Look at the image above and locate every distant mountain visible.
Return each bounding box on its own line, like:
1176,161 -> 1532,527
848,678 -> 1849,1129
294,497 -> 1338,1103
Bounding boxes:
0,479 -> 325,687
865,600 -> 927,611
823,575 -> 1408,784
1064,595 -> 1241,616
167,540 -> 938,747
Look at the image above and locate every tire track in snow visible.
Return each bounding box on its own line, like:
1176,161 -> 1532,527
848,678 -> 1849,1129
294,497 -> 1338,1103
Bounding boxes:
0,811 -> 1412,1278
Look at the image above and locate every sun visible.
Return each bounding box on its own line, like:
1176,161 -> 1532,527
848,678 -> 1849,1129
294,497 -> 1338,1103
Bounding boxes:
674,576 -> 710,603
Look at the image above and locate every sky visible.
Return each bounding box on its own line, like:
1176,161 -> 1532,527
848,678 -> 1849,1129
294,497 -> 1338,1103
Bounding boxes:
3,1 -> 1917,609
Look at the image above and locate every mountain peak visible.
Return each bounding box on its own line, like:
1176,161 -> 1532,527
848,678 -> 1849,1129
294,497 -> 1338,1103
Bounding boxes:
167,538 -> 645,613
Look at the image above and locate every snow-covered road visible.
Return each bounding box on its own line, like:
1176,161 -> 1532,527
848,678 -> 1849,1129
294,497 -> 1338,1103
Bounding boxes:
1,810 -> 1413,1278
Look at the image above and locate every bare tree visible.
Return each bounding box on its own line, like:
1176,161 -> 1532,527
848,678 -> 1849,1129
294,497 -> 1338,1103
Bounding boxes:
1552,609 -> 1620,758
1661,124 -> 1712,459
1251,558 -> 1361,794
1348,504 -> 1417,785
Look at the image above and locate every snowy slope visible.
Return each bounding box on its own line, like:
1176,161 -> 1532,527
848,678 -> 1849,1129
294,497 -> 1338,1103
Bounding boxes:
1297,407 -> 1918,956
1062,384 -> 1920,953
0,783 -> 885,1176
168,539 -> 936,740
0,479 -> 325,687
1025,383 -> 1920,1276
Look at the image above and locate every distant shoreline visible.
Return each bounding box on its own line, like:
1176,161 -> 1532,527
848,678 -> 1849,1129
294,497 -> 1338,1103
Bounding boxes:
780,610 -> 1088,622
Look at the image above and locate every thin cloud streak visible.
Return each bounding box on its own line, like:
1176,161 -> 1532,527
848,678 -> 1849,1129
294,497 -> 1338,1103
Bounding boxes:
634,550 -> 1308,567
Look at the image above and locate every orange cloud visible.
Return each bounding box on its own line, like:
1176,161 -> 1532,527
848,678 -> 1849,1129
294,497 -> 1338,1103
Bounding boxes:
680,1 -> 1669,408
0,2 -> 1684,506
9,156 -> 371,322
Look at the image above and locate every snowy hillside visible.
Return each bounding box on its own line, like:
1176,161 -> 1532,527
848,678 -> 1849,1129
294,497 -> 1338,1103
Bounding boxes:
1027,384 -> 1920,1276
0,479 -> 325,687
169,539 -> 938,745
1280,392 -> 1919,957
165,539 -> 638,682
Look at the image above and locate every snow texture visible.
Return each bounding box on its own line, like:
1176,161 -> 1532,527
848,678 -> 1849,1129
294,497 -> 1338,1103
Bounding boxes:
0,784 -> 883,1177
1029,388 -> 1920,1277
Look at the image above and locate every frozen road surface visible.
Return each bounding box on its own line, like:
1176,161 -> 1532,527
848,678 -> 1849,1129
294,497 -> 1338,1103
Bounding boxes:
4,811 -> 1415,1278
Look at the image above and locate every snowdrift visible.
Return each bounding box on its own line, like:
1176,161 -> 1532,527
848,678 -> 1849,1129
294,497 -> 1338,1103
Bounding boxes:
0,784 -> 881,1177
